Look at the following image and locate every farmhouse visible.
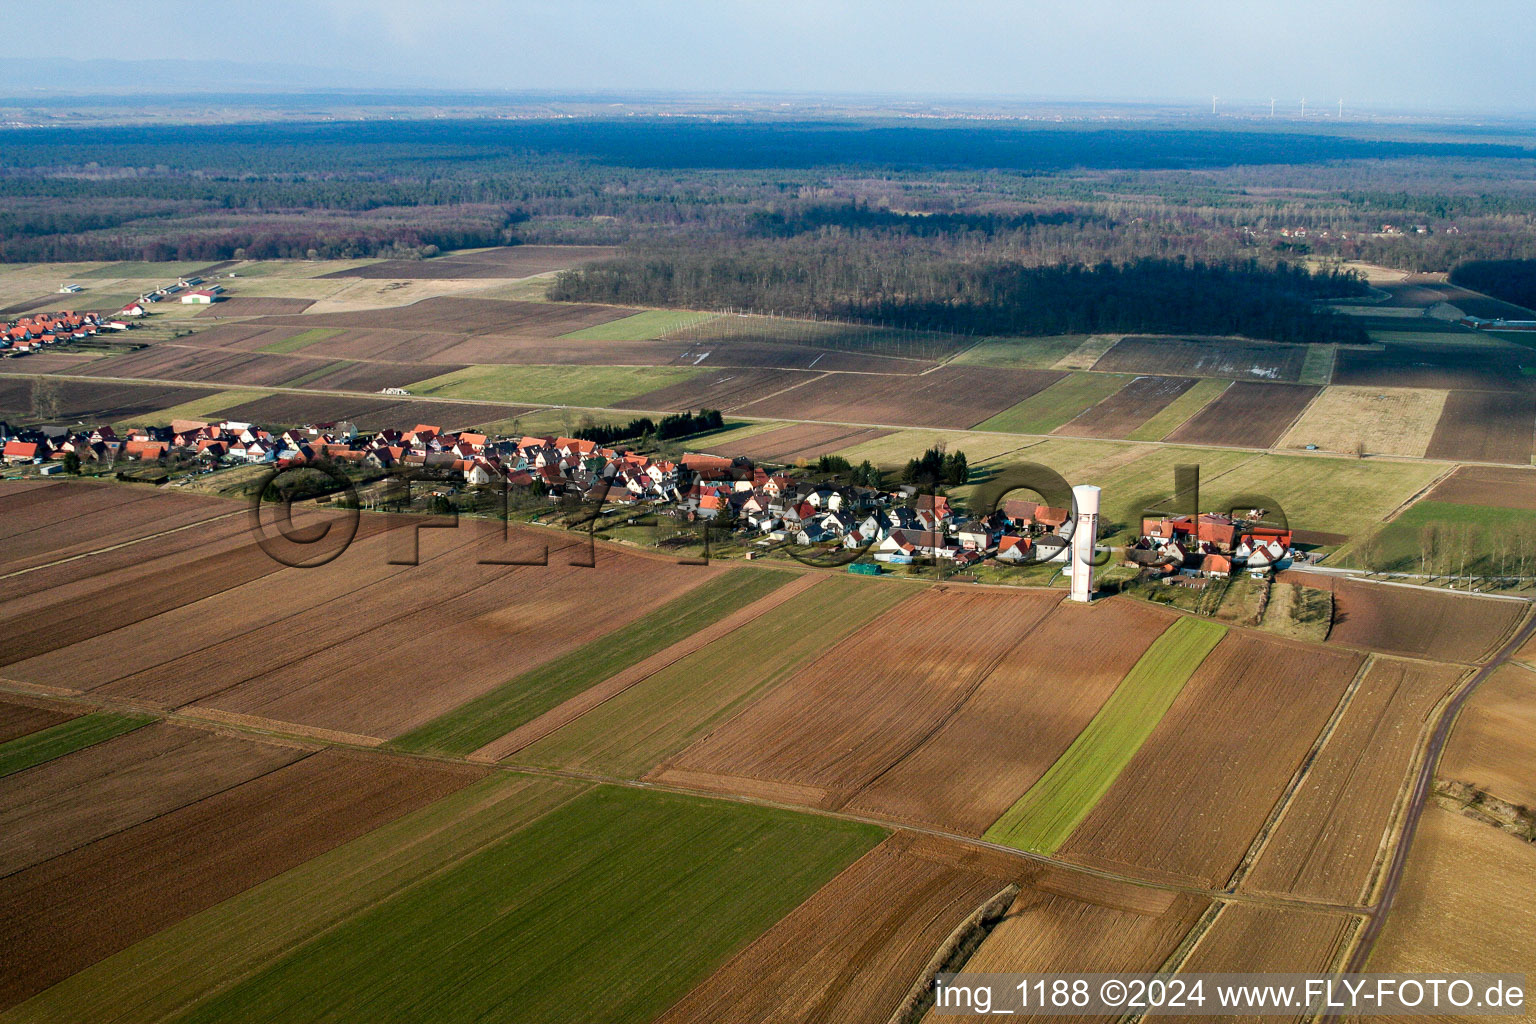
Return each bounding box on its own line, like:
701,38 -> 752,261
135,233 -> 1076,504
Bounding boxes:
180,289 -> 222,304
1133,512 -> 1296,577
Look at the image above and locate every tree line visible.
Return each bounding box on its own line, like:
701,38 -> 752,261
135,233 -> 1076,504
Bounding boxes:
571,409 -> 724,445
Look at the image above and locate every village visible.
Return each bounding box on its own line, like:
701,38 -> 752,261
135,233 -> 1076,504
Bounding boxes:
0,396 -> 1301,581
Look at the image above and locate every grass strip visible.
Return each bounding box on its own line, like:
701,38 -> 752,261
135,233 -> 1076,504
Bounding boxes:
974,371 -> 1129,433
170,786 -> 883,1024
560,309 -> 718,341
391,568 -> 796,756
984,616 -> 1227,853
0,712 -> 154,779
511,575 -> 914,777
1126,378 -> 1231,441
259,328 -> 343,354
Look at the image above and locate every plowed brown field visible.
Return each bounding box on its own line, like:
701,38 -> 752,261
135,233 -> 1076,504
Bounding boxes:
1177,903 -> 1357,982
651,587 -> 1060,810
0,722 -> 307,876
1423,390 -> 1536,464
616,367 -> 818,412
1093,336 -> 1309,382
1439,663 -> 1536,810
738,366 -> 1067,429
251,296 -> 628,334
1425,465 -> 1536,509
1326,580 -> 1526,664
0,749 -> 483,1010
1057,633 -> 1363,888
702,422 -> 892,463
847,598 -> 1178,835
0,699 -> 79,745
1164,381 -> 1320,448
315,245 -> 616,279
0,378 -> 211,424
657,832 -> 1015,1024
4,514 -> 719,740
215,393 -> 527,430
1242,658 -> 1465,904
194,297 -> 314,317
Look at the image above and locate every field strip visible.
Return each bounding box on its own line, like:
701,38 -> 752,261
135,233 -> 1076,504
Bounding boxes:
0,508 -> 247,584
1,774 -> 591,1024
178,708 -> 386,748
983,617 -> 1228,854
0,677 -> 1377,916
391,568 -> 795,756
1222,655 -> 1376,891
0,712 -> 153,779
469,572 -> 823,762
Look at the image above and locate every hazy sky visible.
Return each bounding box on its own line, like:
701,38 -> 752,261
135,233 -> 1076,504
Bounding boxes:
19,0 -> 1536,113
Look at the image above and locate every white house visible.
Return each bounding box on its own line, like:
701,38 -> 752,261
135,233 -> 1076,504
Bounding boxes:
180,290 -> 220,304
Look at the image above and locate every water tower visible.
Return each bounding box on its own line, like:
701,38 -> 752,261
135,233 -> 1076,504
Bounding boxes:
1069,484 -> 1100,603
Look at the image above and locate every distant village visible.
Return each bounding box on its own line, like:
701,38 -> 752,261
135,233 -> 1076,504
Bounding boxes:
1,278 -> 225,357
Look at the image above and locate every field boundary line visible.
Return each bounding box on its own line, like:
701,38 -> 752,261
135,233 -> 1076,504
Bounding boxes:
468,572 -> 824,762
1222,654 -> 1375,896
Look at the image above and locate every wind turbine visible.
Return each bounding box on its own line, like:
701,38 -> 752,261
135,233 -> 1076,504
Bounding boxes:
1337,98 -> 1343,119
1300,97 -> 1307,118
1211,94 -> 1218,115
1269,97 -> 1276,118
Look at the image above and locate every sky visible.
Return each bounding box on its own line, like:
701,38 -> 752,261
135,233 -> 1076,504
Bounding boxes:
12,0 -> 1536,114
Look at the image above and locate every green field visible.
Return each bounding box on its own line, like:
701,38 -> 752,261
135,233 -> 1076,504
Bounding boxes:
560,309 -> 718,340
170,786 -> 882,1024
1125,378 -> 1230,441
4,774 -> 588,1024
259,328 -> 344,354
511,575 -> 914,777
406,363 -> 701,407
949,335 -> 1093,369
392,568 -> 796,756
1351,500 -> 1536,574
1298,344 -> 1336,385
984,616 -> 1227,853
74,262 -> 220,280
0,712 -> 153,779
973,372 -> 1130,434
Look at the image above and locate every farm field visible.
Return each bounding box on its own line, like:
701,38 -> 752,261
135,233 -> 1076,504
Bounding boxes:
1321,578 -> 1526,664
0,698 -> 79,745
407,362 -> 699,406
1056,374 -> 1197,438
1241,658 -> 1466,904
1351,499 -> 1536,576
0,481 -> 240,577
0,507 -> 721,741
657,832 -> 1015,1024
738,366 -> 1068,430
1164,381 -> 1321,448
561,308 -> 718,339
614,366 -> 816,412
214,391 -> 529,431
949,334 -> 1093,369
849,598 -> 1182,836
665,312 -> 968,361
392,567 -> 797,756
313,244 -> 618,280
836,427 -> 1047,470
700,421 -> 891,463
983,616 -> 1226,853
1369,805 -> 1536,986
1333,340 -> 1532,392
1425,464 -> 1536,508
1176,903 -> 1359,980
1278,385 -> 1449,457
1423,389 -> 1536,464
972,371 -> 1129,434
1124,377 -> 1230,440
0,712 -> 152,781
1054,632 -> 1363,888
650,587 -> 1061,810
505,575 -> 913,775
0,377 -> 214,425
0,748 -> 481,1010
1,773 -> 588,1024
161,786 -> 882,1024
1092,335 -> 1310,381
939,879 -> 1209,1023
253,295 -> 632,335
1437,663 -> 1536,810
196,296 -> 315,317
120,387 -> 268,425
0,722 -> 304,875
